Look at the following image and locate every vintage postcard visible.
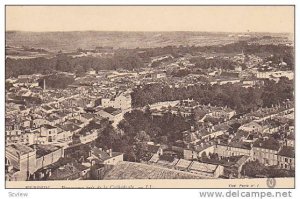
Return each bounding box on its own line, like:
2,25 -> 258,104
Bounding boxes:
5,5 -> 295,189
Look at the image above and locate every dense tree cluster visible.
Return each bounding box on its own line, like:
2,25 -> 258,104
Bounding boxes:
131,77 -> 293,113
241,160 -> 294,178
189,57 -> 236,70
92,109 -> 190,162
6,51 -> 144,78
119,109 -> 190,144
39,74 -> 75,89
6,42 -> 294,77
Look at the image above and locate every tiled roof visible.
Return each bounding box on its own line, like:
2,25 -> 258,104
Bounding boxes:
278,146 -> 295,158
58,123 -> 81,132
253,137 -> 281,151
91,148 -> 123,162
41,124 -> 57,129
189,161 -> 218,173
6,144 -> 34,157
34,144 -> 61,158
103,161 -> 204,180
175,159 -> 192,169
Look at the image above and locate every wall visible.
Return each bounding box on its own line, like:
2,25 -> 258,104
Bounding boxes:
253,147 -> 278,166
36,148 -> 64,170
214,144 -> 252,158
103,154 -> 124,165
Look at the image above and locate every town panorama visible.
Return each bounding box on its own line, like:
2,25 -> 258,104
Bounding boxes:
5,31 -> 294,182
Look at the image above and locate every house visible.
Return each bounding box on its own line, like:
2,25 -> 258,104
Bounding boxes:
188,161 -> 224,178
256,71 -> 294,80
95,110 -> 114,121
76,113 -> 95,125
40,124 -> 58,143
19,132 -> 36,145
285,132 -> 295,147
45,115 -> 61,126
101,90 -> 132,110
68,118 -> 86,128
58,122 -> 81,136
31,118 -> 48,128
253,137 -> 281,166
277,146 -> 295,170
6,144 -> 37,181
174,159 -> 192,171
90,164 -> 114,180
208,108 -> 236,120
184,139 -> 215,160
49,162 -> 90,180
5,130 -> 22,144
238,121 -> 263,133
215,138 -> 253,158
87,147 -> 123,166
56,126 -> 72,142
183,149 -> 199,160
6,118 -> 20,131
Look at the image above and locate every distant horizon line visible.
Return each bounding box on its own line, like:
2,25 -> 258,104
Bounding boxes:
5,30 -> 293,34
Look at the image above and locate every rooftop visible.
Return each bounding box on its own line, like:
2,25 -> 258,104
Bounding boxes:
278,146 -> 295,158
41,124 -> 57,129
189,161 -> 218,173
253,137 -> 281,151
103,161 -> 204,180
33,144 -> 61,158
175,159 -> 192,169
6,144 -> 35,157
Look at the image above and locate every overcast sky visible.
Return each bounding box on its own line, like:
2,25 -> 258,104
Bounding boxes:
6,6 -> 294,33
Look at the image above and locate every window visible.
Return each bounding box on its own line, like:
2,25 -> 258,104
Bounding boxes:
285,158 -> 288,163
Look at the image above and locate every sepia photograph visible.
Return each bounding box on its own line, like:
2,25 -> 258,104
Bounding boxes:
4,5 -> 295,189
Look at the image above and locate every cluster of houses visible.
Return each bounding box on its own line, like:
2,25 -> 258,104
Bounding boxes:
5,143 -> 124,181
143,99 -> 294,179
5,72 -> 136,181
5,48 -> 295,181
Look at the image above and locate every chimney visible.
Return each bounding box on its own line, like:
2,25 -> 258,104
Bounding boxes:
43,79 -> 46,90
200,142 -> 204,148
109,149 -> 112,157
